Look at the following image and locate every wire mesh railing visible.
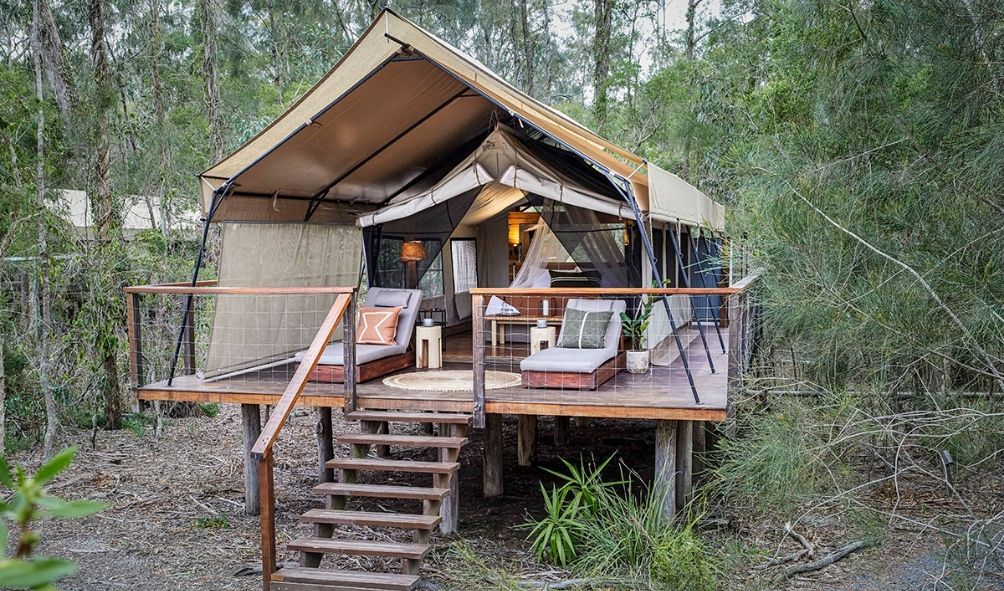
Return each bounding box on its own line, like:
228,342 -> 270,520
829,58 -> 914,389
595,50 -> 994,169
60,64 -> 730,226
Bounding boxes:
124,282 -> 357,590
468,282 -> 756,427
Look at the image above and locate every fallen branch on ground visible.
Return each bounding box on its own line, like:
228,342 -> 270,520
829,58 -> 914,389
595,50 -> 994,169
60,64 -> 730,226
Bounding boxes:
773,540 -> 876,583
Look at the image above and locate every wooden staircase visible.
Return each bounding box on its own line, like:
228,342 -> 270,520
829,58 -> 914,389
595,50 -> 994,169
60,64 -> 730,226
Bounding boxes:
270,410 -> 471,591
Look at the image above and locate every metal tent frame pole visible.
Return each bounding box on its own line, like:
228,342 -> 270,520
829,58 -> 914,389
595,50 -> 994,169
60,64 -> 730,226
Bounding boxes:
689,230 -> 726,353
666,219 -> 717,374
166,184 -> 229,386
614,183 -> 702,405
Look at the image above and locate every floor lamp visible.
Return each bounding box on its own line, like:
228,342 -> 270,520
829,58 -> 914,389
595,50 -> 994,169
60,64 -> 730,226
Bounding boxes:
400,240 -> 427,289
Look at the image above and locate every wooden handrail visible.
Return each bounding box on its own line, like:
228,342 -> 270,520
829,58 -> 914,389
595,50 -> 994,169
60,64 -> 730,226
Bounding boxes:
470,270 -> 762,298
251,293 -> 353,459
471,286 -> 746,296
125,284 -> 355,295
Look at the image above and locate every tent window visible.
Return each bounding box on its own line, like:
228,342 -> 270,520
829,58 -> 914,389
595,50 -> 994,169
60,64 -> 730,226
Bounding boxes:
418,240 -> 445,298
451,239 -> 477,293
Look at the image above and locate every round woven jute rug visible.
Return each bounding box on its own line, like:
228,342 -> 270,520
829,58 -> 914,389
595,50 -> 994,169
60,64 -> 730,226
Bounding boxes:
382,370 -> 522,392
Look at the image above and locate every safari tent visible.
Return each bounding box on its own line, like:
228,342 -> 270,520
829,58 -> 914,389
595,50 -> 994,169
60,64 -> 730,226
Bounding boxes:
126,11 -> 758,591
190,9 -> 726,381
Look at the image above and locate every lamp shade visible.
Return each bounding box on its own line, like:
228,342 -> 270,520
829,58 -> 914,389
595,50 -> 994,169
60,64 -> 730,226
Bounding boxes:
399,240 -> 427,262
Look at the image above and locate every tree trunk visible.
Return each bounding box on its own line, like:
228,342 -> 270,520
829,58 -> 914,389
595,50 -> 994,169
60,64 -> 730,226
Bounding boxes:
265,0 -> 287,90
37,0 -> 75,122
150,0 -> 164,129
32,0 -> 58,457
592,0 -> 613,127
198,0 -> 224,162
681,0 -> 701,178
89,0 -> 124,431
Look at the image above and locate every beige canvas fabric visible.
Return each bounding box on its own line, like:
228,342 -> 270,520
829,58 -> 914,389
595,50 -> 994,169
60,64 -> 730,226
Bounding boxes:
196,9 -> 724,234
202,223 -> 362,378
647,163 -> 725,231
356,128 -> 631,227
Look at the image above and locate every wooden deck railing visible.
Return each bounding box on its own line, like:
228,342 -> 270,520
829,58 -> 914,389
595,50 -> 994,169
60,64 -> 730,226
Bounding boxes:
469,276 -> 760,427
250,290 -> 354,591
122,283 -> 358,591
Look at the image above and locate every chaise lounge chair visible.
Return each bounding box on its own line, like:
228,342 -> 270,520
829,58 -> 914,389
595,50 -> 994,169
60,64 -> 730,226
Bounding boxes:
519,298 -> 626,390
297,287 -> 423,383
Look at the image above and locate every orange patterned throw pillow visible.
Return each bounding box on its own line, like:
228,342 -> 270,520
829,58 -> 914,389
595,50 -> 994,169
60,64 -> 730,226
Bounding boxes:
356,306 -> 402,345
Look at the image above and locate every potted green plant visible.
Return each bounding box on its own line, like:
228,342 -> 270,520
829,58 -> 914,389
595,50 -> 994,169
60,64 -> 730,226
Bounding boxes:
620,296 -> 654,374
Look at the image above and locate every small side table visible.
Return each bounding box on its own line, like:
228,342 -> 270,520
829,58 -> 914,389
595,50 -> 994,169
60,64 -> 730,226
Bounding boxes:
415,325 -> 443,369
529,326 -> 557,355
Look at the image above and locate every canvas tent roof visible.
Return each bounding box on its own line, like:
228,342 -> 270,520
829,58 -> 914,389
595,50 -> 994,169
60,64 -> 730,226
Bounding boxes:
199,9 -> 725,232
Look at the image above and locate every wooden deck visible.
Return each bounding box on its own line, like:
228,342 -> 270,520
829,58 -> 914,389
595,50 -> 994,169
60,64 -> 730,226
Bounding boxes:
138,328 -> 729,421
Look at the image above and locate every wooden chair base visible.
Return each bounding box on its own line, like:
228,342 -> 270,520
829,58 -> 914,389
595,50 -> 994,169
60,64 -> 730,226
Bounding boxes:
521,351 -> 625,390
309,350 -> 416,383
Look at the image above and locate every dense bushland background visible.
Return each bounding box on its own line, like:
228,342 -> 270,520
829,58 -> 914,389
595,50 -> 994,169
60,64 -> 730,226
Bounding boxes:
2,0 -> 1002,587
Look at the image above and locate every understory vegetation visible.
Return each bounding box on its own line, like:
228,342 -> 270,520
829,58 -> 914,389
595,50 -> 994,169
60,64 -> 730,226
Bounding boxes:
2,0 -> 1003,588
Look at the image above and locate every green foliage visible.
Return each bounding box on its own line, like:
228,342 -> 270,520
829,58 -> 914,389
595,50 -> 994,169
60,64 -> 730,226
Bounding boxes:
0,447 -> 105,590
193,515 -> 231,529
524,484 -> 584,565
620,295 -> 656,351
197,403 -> 220,418
709,399 -> 824,515
524,455 -> 718,589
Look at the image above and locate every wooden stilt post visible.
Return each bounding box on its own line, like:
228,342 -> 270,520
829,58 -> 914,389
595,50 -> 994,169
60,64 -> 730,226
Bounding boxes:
241,404 -> 262,516
438,422 -> 462,534
483,414 -> 503,498
553,416 -> 570,447
676,420 -> 693,511
693,421 -> 707,480
316,407 -> 334,484
517,415 -> 537,466
655,420 -> 677,520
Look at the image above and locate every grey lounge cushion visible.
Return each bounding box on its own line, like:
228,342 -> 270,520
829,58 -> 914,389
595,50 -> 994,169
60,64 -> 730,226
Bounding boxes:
520,347 -> 616,373
296,287 -> 423,366
556,308 -> 613,349
521,298 -> 626,374
295,341 -> 407,366
293,341 -> 407,363
372,289 -> 414,309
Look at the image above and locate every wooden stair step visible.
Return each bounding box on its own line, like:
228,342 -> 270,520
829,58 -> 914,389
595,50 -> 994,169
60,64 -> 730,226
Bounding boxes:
313,482 -> 450,501
300,509 -> 441,530
338,433 -> 468,449
327,457 -> 460,474
272,566 -> 418,591
287,537 -> 430,560
349,410 -> 471,424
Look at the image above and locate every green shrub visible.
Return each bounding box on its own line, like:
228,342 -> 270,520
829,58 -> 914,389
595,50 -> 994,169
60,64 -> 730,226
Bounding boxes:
0,447 -> 106,589
710,399 -> 823,514
198,403 -> 221,418
523,455 -> 718,590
